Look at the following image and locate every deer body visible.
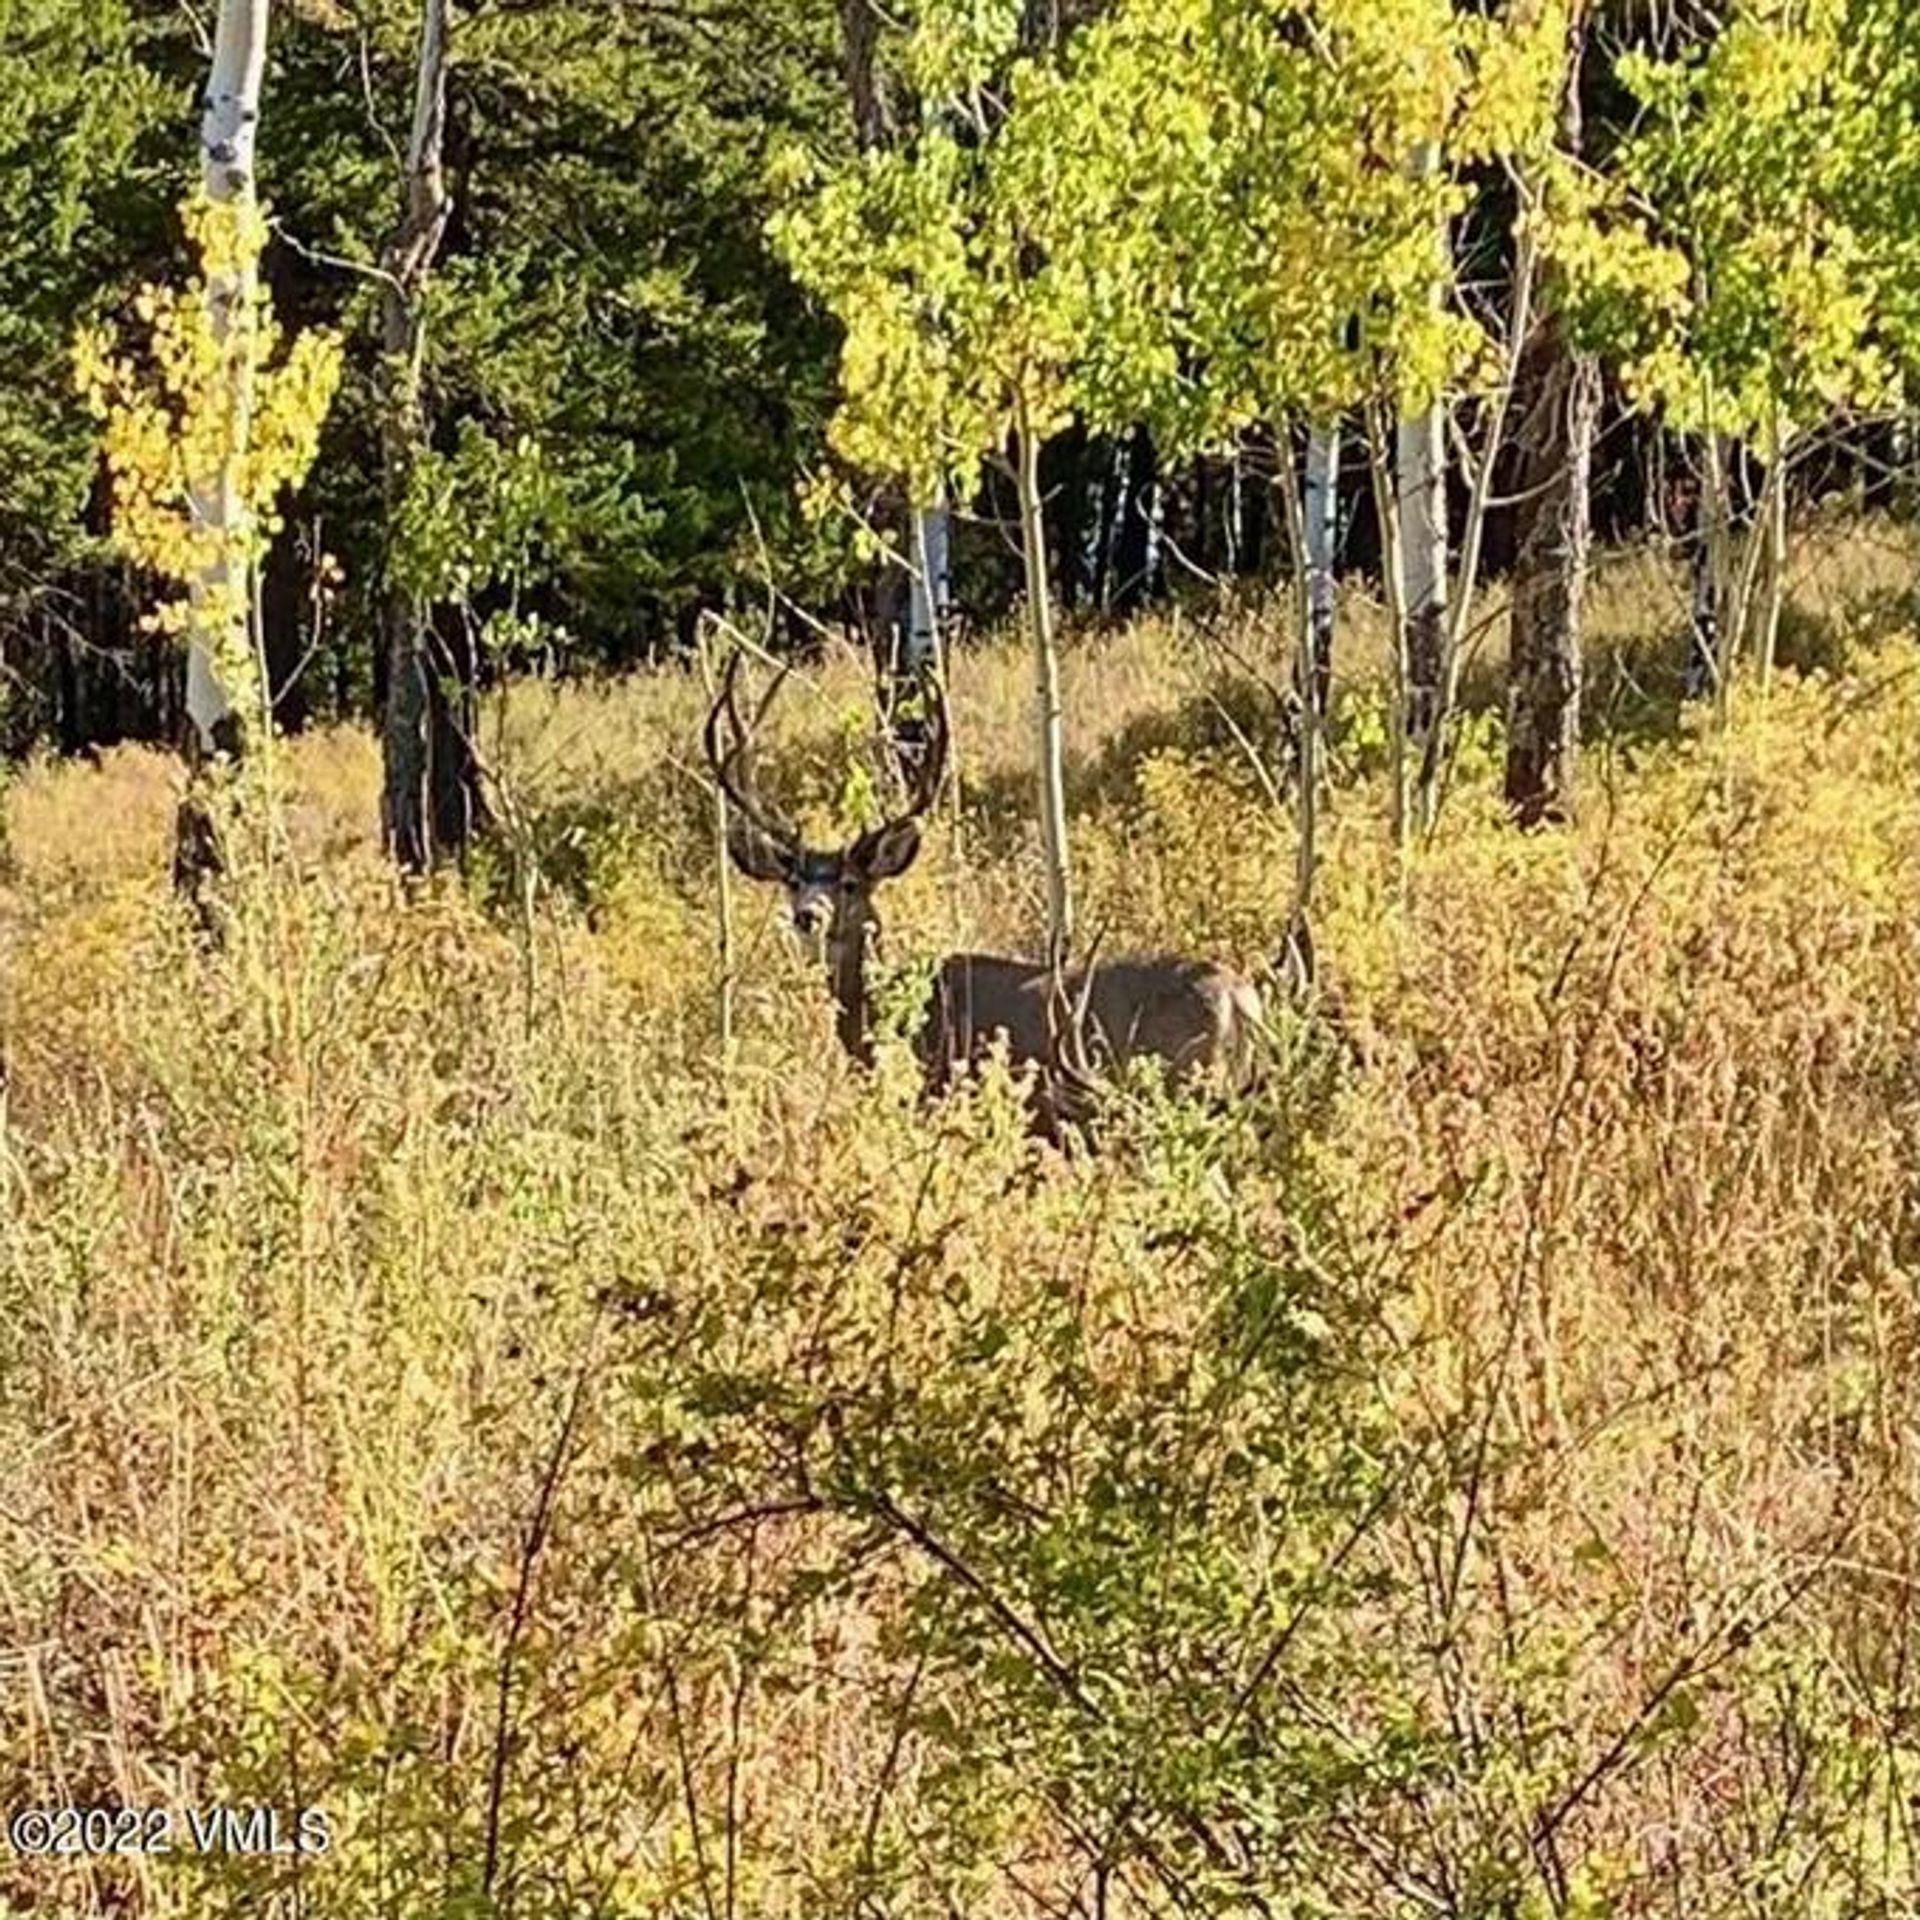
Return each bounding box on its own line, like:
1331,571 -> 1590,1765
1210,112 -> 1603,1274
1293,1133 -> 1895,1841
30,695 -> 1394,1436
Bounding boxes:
919,952 -> 1263,1095
704,655 -> 1265,1128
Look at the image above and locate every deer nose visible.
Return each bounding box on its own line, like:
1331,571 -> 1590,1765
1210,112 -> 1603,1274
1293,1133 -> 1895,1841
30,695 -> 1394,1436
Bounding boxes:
792,898 -> 826,938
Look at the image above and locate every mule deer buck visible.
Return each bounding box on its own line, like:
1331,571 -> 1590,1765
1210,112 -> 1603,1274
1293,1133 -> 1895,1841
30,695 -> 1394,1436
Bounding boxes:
704,653 -> 1265,1130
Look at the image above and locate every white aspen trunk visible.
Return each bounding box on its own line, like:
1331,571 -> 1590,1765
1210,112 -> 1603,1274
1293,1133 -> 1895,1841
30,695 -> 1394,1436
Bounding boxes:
1757,413 -> 1789,692
1397,140 -> 1449,821
190,0 -> 272,758
1223,449 -> 1242,575
1699,424 -> 1776,730
1015,397 -> 1073,965
1689,341 -> 1739,721
1275,435 -> 1320,952
1687,505 -> 1719,699
397,0 -> 451,288
907,498 -> 950,677
1757,471 -> 1786,692
1141,455 -> 1164,589
1366,404 -> 1413,856
1395,405 -> 1447,725
1304,424 -> 1340,713
1722,442 -> 1777,702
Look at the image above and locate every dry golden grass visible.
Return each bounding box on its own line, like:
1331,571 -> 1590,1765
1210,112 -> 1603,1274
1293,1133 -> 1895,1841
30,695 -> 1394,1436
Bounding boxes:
2,522 -> 1919,1918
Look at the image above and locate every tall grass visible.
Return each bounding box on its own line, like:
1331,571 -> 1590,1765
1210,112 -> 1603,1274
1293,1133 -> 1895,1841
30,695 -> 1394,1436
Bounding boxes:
2,524 -> 1918,1917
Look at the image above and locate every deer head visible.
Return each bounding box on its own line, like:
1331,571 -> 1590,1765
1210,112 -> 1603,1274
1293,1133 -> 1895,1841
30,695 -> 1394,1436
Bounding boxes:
703,651 -> 947,1061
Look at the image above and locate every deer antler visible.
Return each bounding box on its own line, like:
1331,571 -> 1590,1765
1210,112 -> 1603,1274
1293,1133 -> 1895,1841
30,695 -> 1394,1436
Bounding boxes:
703,649 -> 801,856
859,670 -> 949,848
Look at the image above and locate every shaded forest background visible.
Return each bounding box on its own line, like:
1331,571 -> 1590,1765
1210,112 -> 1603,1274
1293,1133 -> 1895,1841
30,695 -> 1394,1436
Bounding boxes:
6,0 -> 848,752
5,0 -> 1880,760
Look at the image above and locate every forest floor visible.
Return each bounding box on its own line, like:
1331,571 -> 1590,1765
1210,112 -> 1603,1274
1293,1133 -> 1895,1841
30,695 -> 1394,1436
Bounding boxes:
3,519 -> 1920,1918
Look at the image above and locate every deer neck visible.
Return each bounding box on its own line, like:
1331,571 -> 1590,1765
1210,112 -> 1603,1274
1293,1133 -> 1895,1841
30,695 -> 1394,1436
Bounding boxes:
826,900 -> 876,1068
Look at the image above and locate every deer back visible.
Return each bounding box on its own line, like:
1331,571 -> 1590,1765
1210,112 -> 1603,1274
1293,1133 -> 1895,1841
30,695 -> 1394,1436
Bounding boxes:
920,952 -> 1262,1092
1076,956 -> 1263,1088
918,954 -> 1058,1086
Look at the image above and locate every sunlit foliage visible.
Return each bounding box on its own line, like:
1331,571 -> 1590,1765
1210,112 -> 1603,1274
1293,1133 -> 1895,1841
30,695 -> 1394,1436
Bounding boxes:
72,195 -> 342,713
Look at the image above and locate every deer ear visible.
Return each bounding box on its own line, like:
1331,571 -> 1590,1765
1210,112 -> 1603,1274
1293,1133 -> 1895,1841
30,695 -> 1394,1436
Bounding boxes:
852,818 -> 921,881
726,821 -> 794,884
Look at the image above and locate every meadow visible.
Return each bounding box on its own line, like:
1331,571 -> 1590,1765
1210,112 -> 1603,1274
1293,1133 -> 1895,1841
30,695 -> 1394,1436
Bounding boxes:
3,524 -> 1919,1918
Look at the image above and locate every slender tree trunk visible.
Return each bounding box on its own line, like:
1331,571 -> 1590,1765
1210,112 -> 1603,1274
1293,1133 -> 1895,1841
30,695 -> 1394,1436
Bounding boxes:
1700,428 -> 1738,724
1861,416 -> 1909,513
889,498 -> 949,785
906,499 -> 949,675
1112,423 -> 1159,613
1756,417 -> 1788,691
1504,328 -> 1597,825
1698,429 -> 1782,725
1367,404 -> 1413,855
379,0 -> 469,874
1192,455 -> 1213,579
1304,424 -> 1340,715
427,607 -> 485,850
1685,459 -> 1718,700
189,0 -> 269,764
1275,434 -> 1321,955
1397,400 -> 1447,754
1091,436 -> 1123,609
1015,398 -> 1073,963
1397,142 -> 1450,828
1222,447 -> 1242,576
839,0 -> 891,149
1501,19 -> 1590,826
176,0 -> 271,906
